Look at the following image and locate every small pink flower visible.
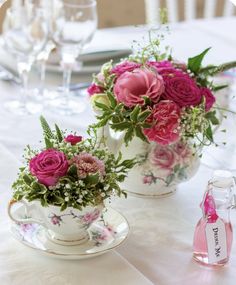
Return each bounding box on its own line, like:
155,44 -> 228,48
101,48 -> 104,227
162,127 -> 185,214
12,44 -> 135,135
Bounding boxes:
150,144 -> 176,170
114,68 -> 164,107
71,153 -> 105,179
200,87 -> 216,111
82,209 -> 100,224
64,134 -> 82,145
50,214 -> 62,226
143,175 -> 154,185
87,83 -> 104,96
29,149 -> 69,187
144,100 -> 181,145
111,61 -> 141,77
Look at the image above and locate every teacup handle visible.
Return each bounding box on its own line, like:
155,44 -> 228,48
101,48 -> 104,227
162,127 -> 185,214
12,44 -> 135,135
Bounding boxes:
8,199 -> 46,226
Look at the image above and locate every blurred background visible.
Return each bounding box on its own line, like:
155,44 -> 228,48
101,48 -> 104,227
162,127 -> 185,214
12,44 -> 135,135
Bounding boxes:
0,0 -> 235,32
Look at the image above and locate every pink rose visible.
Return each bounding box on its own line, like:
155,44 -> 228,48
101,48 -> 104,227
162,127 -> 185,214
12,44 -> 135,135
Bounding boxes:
71,153 -> 105,179
114,68 -> 165,107
150,145 -> 176,170
147,60 -> 173,72
173,141 -> 191,163
64,134 -> 82,145
87,83 -> 104,96
29,149 -> 69,187
111,61 -> 141,77
144,100 -> 181,145
200,87 -> 216,111
159,68 -> 202,108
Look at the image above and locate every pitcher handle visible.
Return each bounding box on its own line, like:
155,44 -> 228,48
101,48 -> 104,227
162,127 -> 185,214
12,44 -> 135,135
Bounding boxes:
8,199 -> 46,226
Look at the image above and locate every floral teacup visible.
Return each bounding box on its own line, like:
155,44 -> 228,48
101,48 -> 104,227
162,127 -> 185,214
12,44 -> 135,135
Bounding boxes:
8,200 -> 104,245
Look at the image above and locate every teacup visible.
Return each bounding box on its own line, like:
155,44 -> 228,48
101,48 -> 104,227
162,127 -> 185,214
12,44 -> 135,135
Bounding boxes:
8,199 -> 104,245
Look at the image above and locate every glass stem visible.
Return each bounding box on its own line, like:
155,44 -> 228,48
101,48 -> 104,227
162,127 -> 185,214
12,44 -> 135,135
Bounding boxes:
62,65 -> 72,104
39,60 -> 46,96
17,62 -> 30,108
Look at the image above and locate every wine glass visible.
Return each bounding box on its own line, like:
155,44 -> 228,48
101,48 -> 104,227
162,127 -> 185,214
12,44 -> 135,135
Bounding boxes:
50,0 -> 97,115
2,0 -> 48,114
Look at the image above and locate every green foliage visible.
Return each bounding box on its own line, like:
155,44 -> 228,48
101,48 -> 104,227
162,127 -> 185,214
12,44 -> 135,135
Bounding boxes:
12,118 -> 137,210
187,48 -> 211,74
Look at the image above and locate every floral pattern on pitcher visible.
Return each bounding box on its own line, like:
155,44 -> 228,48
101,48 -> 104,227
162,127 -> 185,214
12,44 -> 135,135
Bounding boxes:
48,208 -> 100,228
140,141 -> 197,186
90,224 -> 117,246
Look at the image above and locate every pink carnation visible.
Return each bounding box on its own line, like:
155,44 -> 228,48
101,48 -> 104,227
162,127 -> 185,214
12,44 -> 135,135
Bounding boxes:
200,87 -> 216,111
111,61 -> 141,77
144,100 -> 181,145
159,67 -> 202,108
71,153 -> 105,179
87,83 -> 104,96
64,135 -> 82,145
29,149 -> 69,187
114,68 -> 164,107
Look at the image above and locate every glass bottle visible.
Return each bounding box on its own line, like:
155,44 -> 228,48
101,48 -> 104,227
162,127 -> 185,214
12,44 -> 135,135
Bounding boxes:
193,170 -> 235,266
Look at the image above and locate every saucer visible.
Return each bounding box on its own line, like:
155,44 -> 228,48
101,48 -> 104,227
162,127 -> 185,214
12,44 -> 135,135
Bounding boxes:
11,207 -> 129,260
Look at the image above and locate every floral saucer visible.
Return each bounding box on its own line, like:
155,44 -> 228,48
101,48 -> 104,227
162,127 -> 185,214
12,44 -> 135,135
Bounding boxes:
11,207 -> 129,260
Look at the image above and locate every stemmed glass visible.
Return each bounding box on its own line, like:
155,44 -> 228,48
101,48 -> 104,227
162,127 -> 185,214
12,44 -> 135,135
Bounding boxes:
2,0 -> 48,114
50,0 -> 97,115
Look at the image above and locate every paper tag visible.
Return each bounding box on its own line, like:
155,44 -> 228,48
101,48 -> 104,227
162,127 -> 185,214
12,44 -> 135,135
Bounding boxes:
205,219 -> 227,264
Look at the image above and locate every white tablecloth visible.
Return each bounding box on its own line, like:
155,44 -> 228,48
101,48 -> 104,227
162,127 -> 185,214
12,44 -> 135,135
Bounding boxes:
0,17 -> 236,285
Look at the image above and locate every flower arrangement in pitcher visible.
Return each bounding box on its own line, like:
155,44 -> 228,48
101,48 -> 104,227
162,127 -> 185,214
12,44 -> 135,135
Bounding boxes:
12,117 -> 136,210
88,37 -> 236,148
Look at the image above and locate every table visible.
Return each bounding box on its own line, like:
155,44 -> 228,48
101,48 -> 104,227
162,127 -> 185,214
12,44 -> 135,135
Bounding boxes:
0,17 -> 236,285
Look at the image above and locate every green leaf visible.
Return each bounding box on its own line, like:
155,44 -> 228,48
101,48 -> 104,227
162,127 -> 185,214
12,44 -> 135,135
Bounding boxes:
124,127 -> 135,145
40,116 -> 54,140
67,165 -> 77,176
44,137 -> 54,149
130,105 -> 141,122
107,91 -> 117,108
135,126 -> 148,142
55,124 -> 63,142
84,173 -> 100,186
205,111 -> 220,125
94,101 -> 111,112
187,47 -> 211,74
138,110 -> 151,122
166,174 -> 175,186
22,175 -> 33,186
111,121 -> 131,131
212,84 -> 228,92
205,125 -> 214,142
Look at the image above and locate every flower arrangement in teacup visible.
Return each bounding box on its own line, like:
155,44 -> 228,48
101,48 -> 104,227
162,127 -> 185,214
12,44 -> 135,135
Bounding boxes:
87,32 -> 236,196
8,116 -> 135,245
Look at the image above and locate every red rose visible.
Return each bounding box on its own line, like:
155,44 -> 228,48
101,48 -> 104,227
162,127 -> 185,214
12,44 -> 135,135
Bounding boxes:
200,87 -> 216,111
159,68 -> 202,108
64,135 -> 82,145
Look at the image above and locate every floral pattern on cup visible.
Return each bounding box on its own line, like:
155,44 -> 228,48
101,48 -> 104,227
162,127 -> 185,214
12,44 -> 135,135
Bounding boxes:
48,208 -> 100,229
90,224 -> 117,246
140,141 -> 196,187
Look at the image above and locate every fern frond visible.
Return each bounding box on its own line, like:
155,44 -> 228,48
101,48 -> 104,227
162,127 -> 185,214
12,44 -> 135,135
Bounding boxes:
40,116 -> 54,140
55,124 -> 63,142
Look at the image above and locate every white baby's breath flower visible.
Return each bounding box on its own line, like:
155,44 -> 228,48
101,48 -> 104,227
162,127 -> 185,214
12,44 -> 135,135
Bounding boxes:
65,197 -> 69,202
65,184 -> 71,189
77,198 -> 83,203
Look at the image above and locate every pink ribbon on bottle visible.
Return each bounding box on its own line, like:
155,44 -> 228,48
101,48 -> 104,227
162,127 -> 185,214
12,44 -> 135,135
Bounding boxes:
201,191 -> 218,223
